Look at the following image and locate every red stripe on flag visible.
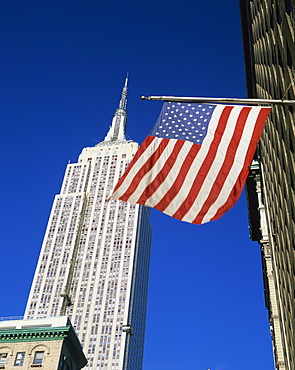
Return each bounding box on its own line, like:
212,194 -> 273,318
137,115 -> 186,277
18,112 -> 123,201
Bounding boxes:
113,135 -> 155,194
192,107 -> 252,224
118,137 -> 171,202
152,143 -> 201,212
136,139 -> 186,205
172,106 -> 234,220
209,107 -> 271,222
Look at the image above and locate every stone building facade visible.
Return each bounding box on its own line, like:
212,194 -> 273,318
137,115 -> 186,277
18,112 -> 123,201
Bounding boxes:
0,317 -> 87,370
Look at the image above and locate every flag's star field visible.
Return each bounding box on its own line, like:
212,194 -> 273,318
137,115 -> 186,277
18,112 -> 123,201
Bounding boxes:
150,102 -> 216,144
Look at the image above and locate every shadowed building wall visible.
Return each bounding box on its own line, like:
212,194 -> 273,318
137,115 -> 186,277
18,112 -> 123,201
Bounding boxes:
240,1 -> 295,369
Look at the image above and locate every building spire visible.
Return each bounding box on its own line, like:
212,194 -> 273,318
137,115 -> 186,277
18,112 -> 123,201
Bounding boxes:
104,75 -> 128,142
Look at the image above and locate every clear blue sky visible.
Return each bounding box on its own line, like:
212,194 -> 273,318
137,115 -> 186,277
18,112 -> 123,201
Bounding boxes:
0,1 -> 273,369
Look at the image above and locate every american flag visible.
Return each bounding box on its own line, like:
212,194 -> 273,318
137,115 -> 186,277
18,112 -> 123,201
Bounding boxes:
111,102 -> 270,224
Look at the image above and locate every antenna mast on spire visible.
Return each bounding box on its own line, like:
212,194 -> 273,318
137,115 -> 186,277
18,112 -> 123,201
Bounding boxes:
104,75 -> 129,142
119,73 -> 128,110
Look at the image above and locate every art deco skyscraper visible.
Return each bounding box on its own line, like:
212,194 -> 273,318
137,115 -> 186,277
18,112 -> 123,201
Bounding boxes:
24,78 -> 152,370
240,1 -> 295,369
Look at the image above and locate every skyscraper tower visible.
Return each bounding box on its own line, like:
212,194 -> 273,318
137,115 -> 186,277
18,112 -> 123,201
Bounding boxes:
24,77 -> 152,370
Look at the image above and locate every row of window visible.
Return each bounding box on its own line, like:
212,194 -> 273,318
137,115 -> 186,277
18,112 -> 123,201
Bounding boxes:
0,351 -> 44,367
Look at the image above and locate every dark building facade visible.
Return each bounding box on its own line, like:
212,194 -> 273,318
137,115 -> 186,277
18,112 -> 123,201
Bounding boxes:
240,1 -> 295,370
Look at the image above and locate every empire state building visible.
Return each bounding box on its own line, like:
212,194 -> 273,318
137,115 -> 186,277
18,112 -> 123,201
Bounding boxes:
24,78 -> 152,370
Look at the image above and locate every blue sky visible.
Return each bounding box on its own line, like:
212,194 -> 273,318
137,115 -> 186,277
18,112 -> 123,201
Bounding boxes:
0,1 -> 274,369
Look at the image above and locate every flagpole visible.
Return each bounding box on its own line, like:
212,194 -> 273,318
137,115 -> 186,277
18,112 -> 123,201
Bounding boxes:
141,95 -> 295,105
